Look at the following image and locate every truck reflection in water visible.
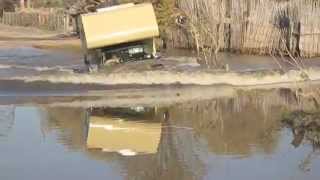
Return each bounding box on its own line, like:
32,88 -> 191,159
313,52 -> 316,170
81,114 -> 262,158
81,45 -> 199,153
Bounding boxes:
44,106 -> 202,180
86,107 -> 163,156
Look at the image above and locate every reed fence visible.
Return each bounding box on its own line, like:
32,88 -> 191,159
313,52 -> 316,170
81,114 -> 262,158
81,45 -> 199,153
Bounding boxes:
176,0 -> 320,58
1,11 -> 70,32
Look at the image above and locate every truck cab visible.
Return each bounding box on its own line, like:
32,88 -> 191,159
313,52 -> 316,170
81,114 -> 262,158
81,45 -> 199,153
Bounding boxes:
80,3 -> 159,70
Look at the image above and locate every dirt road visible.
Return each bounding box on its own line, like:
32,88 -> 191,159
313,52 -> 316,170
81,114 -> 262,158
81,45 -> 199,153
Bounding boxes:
0,24 -> 81,52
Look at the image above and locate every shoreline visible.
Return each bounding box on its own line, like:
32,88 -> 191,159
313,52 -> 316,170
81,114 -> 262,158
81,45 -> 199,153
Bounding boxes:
0,79 -> 319,108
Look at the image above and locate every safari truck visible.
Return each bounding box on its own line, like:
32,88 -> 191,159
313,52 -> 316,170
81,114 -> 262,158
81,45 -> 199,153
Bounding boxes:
79,3 -> 160,70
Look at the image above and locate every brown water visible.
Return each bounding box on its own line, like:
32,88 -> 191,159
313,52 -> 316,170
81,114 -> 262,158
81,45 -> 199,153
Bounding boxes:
1,46 -> 320,180
1,86 -> 320,180
3,47 -> 320,86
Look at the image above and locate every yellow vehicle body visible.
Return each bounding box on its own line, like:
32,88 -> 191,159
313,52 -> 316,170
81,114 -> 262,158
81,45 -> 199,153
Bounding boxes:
80,3 -> 159,51
87,116 -> 162,155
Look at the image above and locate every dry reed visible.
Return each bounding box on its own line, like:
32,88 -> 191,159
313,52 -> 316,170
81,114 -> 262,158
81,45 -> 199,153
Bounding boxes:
176,0 -> 320,60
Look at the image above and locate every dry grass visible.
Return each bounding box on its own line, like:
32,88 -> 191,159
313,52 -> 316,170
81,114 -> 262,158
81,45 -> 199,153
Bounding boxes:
178,0 -> 226,69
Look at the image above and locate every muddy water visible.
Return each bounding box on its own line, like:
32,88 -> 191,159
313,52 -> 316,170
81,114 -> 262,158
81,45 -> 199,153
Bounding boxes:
3,46 -> 320,86
1,46 -> 320,179
1,86 -> 320,180
0,46 -> 82,78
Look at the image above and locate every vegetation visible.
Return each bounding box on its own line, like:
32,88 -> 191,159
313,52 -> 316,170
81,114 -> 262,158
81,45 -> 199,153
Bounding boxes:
282,111 -> 320,148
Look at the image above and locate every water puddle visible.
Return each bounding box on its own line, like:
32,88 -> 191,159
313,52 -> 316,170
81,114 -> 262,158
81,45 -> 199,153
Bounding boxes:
0,46 -> 83,78
0,86 -> 320,180
2,46 -> 320,179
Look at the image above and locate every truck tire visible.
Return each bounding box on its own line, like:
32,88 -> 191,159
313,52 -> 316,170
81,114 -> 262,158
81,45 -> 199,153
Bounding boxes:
84,50 -> 102,72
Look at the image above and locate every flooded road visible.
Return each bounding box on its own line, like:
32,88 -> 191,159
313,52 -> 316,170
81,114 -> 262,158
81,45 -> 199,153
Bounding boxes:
1,45 -> 320,179
0,46 -> 82,79
1,86 -> 320,180
2,46 -> 320,86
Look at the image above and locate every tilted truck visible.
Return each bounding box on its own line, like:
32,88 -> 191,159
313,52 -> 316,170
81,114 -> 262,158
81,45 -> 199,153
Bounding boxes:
79,3 -> 160,70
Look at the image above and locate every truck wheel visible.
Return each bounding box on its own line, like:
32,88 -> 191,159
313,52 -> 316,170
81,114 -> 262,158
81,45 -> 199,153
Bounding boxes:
84,50 -> 101,72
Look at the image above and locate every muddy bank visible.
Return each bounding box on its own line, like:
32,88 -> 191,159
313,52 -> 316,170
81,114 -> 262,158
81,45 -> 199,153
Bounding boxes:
0,24 -> 58,39
1,79 -> 320,108
0,24 -> 81,52
0,82 -> 236,107
0,39 -> 81,52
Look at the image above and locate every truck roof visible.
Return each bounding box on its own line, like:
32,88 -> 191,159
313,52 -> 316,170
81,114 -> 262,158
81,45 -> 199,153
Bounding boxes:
96,3 -> 134,13
80,3 -> 159,50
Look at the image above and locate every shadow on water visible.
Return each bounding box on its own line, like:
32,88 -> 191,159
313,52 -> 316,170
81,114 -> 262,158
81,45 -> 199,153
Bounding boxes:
1,85 -> 320,179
